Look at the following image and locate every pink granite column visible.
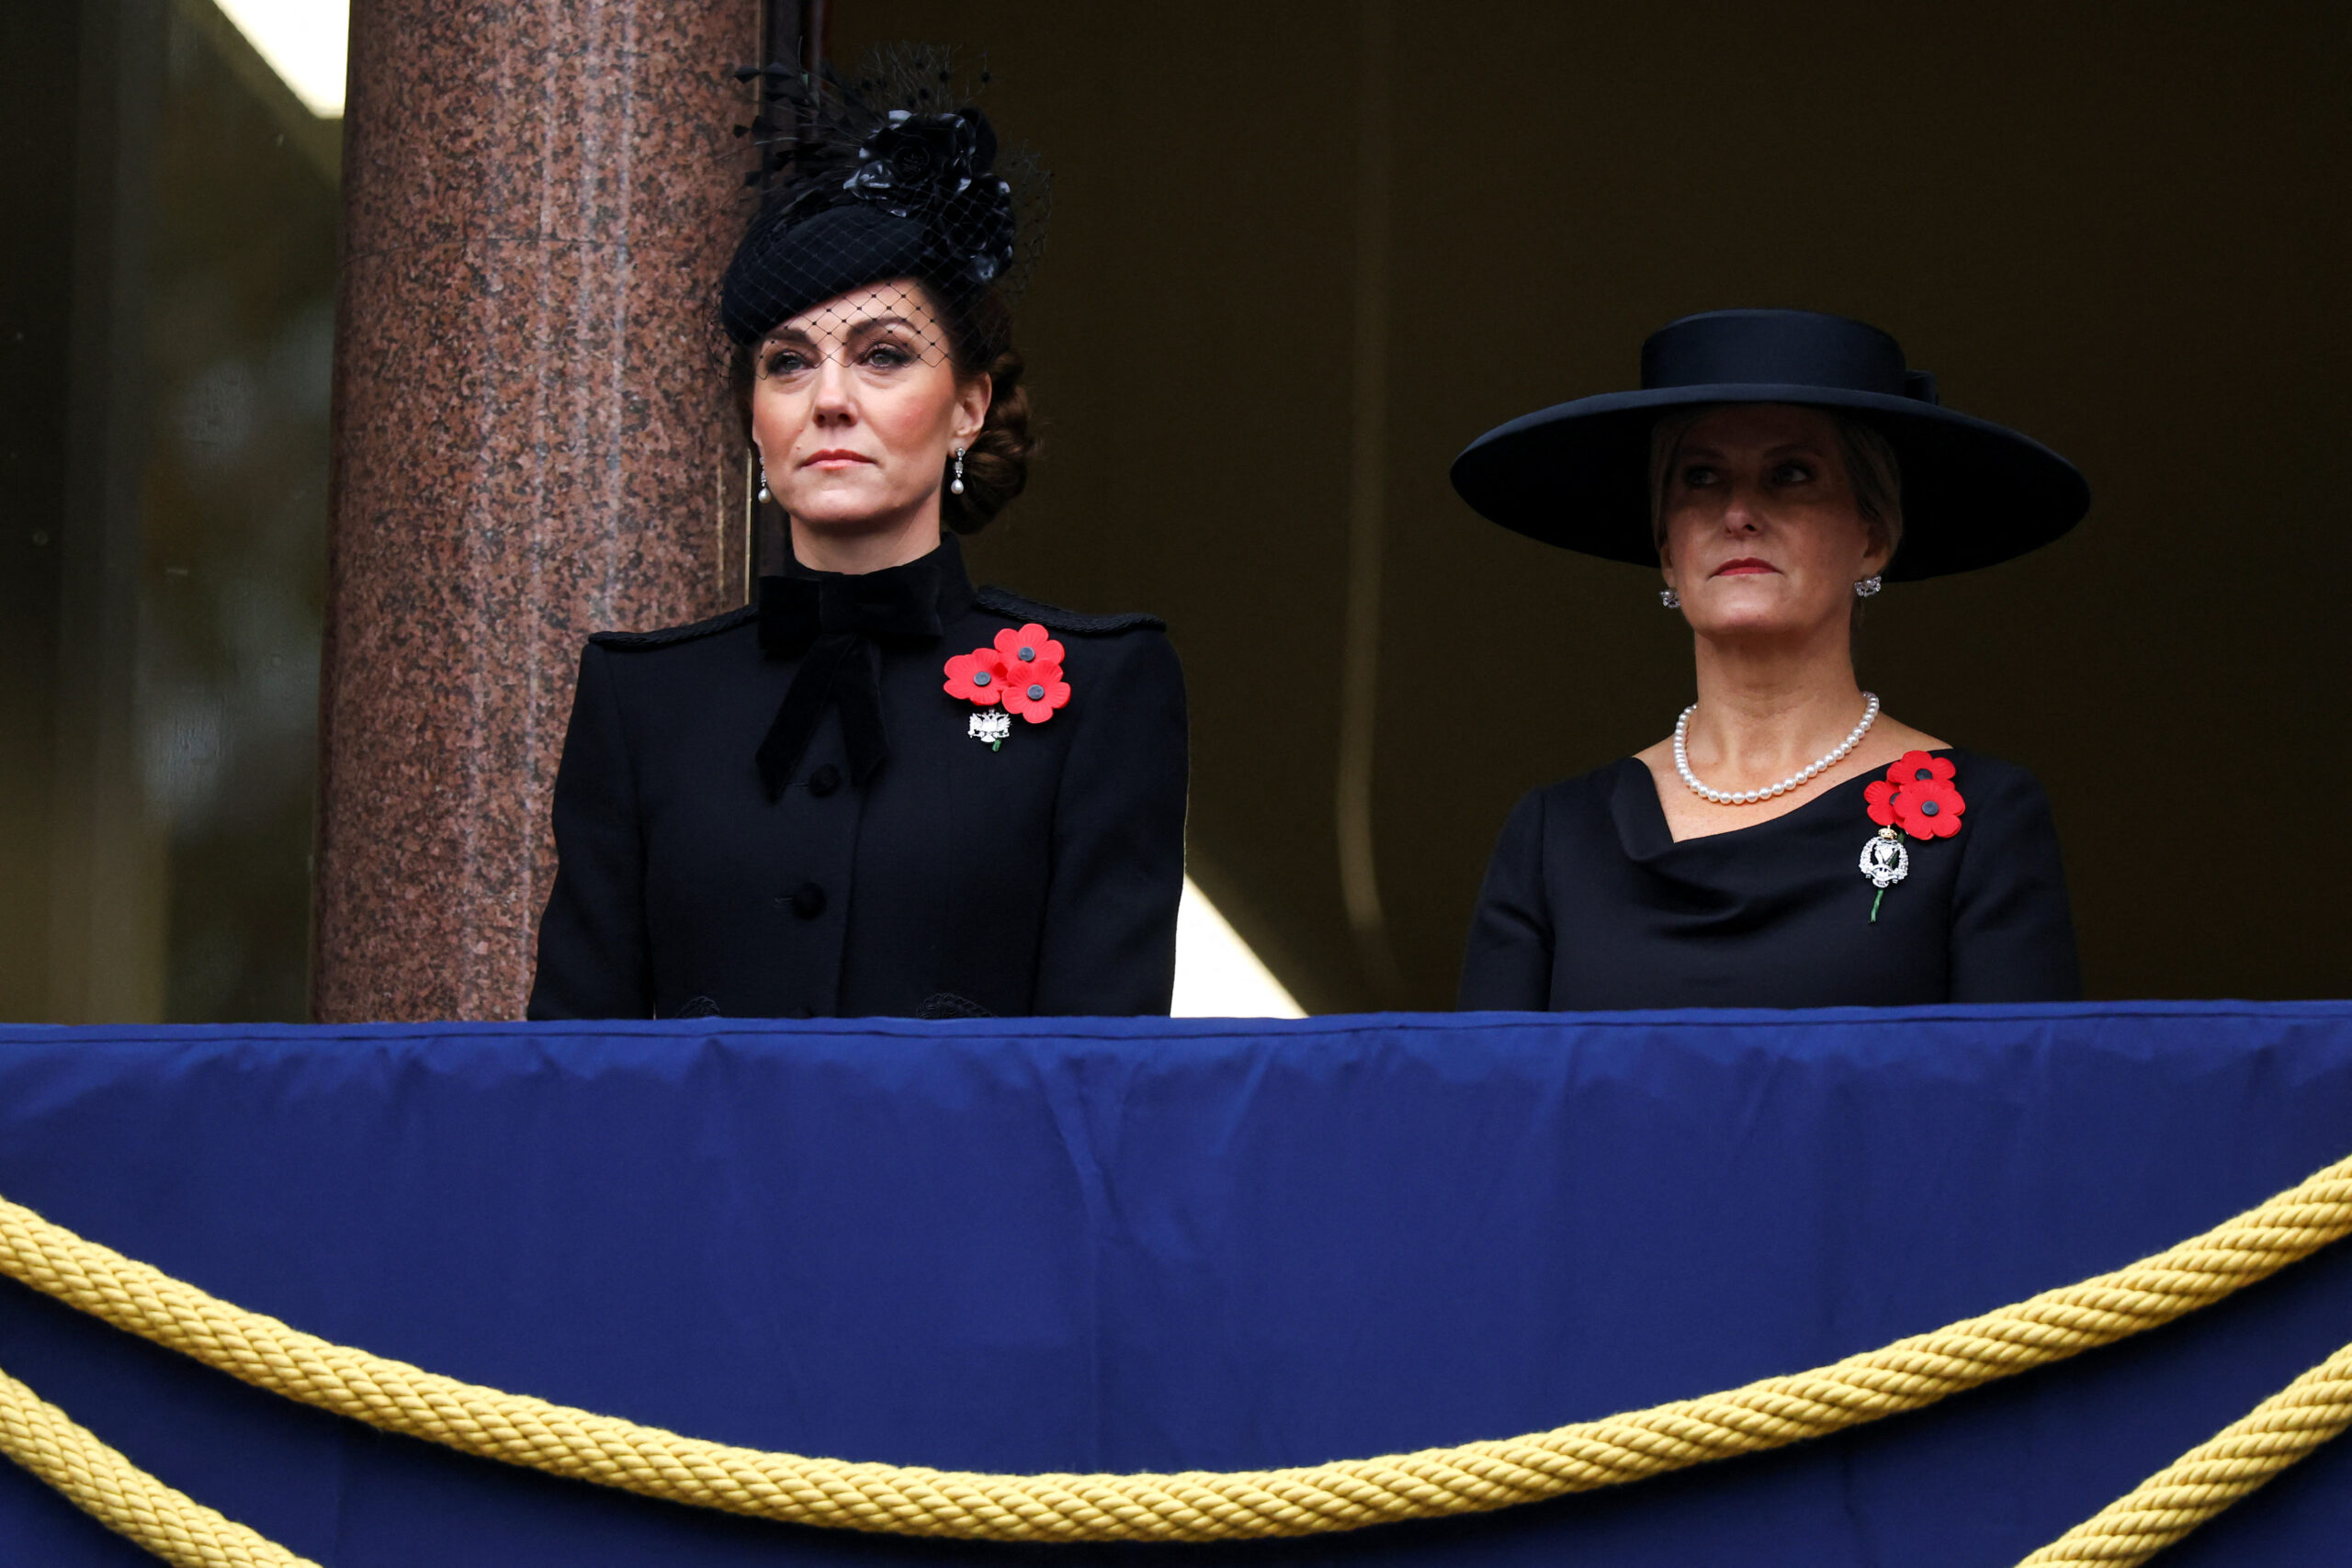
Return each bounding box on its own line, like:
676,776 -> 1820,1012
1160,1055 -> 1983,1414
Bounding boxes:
314,0 -> 761,1021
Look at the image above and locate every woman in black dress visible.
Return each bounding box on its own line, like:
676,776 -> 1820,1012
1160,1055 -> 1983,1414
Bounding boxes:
528,75 -> 1185,1021
1450,310 -> 2087,1010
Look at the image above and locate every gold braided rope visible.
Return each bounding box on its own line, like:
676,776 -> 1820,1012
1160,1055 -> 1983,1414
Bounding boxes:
9,1338 -> 2348,1568
0,1365 -> 315,1568
2018,1337 -> 2352,1565
0,1154 -> 2348,1551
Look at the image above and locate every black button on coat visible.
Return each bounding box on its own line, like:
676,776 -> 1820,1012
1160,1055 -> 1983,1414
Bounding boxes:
527,536 -> 1187,1020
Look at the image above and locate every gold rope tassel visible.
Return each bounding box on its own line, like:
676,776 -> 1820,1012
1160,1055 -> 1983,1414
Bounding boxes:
0,1151 -> 2347,1546
0,1364 -> 317,1568
2017,1337 -> 2352,1565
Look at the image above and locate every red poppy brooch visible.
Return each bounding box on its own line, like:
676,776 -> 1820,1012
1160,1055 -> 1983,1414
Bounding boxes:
1859,750 -> 1964,920
942,623 -> 1069,750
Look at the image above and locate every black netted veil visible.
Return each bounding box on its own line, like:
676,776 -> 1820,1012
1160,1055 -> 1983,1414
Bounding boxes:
722,51 -> 1046,358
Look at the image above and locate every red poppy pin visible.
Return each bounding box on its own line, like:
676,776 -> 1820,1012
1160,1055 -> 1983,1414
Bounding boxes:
942,623 -> 1069,750
1859,750 -> 1966,921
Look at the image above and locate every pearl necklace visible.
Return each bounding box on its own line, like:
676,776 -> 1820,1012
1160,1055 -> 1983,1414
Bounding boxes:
1674,693 -> 1880,806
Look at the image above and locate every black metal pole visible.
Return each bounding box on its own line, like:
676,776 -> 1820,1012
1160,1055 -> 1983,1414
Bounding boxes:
761,0 -> 824,84
800,0 -> 828,78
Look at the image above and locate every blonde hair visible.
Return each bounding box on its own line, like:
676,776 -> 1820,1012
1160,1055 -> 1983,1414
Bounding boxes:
1648,405 -> 1905,566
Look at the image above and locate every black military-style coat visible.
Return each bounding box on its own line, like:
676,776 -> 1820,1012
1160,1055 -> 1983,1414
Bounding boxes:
526,536 -> 1187,1020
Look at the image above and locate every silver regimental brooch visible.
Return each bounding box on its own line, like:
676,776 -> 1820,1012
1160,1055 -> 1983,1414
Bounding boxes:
1860,826 -> 1909,889
967,710 -> 1011,750
1860,825 -> 1910,925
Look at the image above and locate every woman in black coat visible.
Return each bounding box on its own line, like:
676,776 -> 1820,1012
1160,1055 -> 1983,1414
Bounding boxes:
529,83 -> 1184,1021
1450,310 -> 2086,1010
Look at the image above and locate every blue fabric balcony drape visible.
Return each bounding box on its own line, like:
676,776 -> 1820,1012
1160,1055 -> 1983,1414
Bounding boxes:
3,1003 -> 2349,1565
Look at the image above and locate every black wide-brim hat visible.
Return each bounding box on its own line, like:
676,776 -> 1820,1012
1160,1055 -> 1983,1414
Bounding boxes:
1449,310 -> 2090,581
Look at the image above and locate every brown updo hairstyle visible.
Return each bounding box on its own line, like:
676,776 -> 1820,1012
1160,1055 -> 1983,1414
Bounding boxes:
729,278 -> 1035,536
932,283 -> 1032,535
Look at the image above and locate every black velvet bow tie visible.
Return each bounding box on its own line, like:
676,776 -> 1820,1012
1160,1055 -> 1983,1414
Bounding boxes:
754,554 -> 944,798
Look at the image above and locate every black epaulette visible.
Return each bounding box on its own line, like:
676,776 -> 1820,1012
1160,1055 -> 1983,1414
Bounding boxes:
975,584 -> 1165,636
588,603 -> 759,650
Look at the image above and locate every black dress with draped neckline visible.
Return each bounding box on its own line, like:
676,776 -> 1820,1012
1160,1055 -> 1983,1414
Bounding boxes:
1458,749 -> 2080,1010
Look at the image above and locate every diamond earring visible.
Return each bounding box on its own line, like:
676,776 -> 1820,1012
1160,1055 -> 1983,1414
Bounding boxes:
1854,575 -> 1883,598
949,445 -> 967,496
1658,587 -> 1680,609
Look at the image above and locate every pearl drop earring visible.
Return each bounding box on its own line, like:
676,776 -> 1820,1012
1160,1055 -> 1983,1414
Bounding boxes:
754,460 -> 770,503
950,446 -> 967,496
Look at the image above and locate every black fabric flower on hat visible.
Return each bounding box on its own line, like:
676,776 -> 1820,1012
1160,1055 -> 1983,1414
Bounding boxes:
847,110 -> 977,213
841,109 -> 1016,289
718,52 -> 1040,345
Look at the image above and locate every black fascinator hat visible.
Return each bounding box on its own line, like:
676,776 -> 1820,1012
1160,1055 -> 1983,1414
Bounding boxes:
721,52 -> 1041,352
1450,310 -> 2090,581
